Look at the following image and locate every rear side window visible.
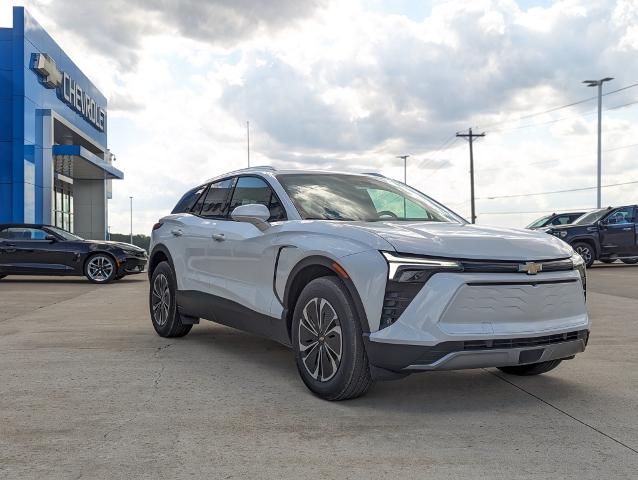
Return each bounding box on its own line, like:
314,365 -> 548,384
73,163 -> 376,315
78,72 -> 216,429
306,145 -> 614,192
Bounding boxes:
200,179 -> 234,218
171,185 -> 207,214
228,176 -> 286,222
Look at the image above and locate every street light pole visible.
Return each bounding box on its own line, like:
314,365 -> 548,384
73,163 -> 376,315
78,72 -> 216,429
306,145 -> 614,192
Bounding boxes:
396,155 -> 409,184
129,196 -> 133,245
583,77 -> 613,208
396,155 -> 409,218
247,121 -> 250,168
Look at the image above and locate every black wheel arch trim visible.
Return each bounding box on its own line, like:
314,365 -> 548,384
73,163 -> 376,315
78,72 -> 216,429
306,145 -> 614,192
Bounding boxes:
281,255 -> 371,342
148,244 -> 176,279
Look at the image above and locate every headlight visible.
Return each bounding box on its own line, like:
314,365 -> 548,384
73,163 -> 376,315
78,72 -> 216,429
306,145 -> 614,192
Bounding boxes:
123,249 -> 142,256
381,251 -> 462,283
571,252 -> 587,299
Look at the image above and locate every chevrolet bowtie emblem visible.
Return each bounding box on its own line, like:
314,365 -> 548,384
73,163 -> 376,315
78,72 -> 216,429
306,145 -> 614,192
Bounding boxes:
518,262 -> 542,275
32,53 -> 63,89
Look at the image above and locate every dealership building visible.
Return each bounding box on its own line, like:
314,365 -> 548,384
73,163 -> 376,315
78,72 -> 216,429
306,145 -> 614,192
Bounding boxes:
0,7 -> 122,239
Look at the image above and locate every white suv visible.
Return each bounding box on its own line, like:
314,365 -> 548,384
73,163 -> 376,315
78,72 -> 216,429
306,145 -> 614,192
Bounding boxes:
148,167 -> 589,400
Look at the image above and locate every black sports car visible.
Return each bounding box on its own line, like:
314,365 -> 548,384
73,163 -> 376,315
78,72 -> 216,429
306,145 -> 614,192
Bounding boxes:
0,224 -> 147,284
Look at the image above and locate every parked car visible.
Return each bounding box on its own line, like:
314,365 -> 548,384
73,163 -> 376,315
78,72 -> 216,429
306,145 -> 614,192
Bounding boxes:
0,224 -> 147,283
148,167 -> 589,400
545,205 -> 638,267
526,211 -> 586,230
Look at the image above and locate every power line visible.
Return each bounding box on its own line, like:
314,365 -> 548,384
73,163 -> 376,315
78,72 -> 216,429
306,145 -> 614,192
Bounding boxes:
474,80 -> 638,131
478,179 -> 638,200
415,135 -> 458,170
478,142 -> 638,173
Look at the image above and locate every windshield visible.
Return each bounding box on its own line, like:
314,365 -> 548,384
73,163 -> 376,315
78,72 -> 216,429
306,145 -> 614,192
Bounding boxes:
527,215 -> 551,228
573,209 -> 608,225
47,226 -> 84,241
277,174 -> 465,223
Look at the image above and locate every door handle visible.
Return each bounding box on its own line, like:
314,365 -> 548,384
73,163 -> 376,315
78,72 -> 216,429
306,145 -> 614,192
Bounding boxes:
211,233 -> 225,241
171,228 -> 183,237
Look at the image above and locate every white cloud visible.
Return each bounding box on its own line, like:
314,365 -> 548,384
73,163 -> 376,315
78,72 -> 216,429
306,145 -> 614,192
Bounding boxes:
9,0 -> 638,232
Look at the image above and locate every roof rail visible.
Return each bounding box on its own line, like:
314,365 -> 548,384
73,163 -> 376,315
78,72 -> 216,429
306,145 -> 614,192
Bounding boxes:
229,165 -> 277,174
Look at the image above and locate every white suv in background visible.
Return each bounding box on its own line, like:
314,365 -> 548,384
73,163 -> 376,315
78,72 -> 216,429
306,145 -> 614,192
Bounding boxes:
148,167 -> 589,400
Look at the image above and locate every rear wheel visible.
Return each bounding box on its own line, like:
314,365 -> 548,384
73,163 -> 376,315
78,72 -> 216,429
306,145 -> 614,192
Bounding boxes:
497,359 -> 562,376
291,276 -> 373,400
573,242 -> 595,268
621,258 -> 638,265
84,254 -> 117,284
149,261 -> 192,338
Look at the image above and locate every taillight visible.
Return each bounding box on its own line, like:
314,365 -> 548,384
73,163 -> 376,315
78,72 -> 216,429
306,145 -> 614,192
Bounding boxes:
152,222 -> 163,231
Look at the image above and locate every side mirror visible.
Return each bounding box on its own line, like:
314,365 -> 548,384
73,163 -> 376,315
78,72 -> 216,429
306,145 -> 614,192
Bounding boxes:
45,234 -> 57,242
230,204 -> 271,231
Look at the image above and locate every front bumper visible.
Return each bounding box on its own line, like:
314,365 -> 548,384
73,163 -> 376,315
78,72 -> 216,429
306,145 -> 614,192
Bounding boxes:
366,269 -> 590,372
365,330 -> 589,372
118,256 -> 147,274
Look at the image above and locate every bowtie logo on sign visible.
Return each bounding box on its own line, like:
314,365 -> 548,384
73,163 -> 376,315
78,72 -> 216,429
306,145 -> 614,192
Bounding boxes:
31,53 -> 106,132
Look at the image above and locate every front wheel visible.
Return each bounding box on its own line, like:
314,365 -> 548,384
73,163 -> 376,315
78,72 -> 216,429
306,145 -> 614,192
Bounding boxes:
149,261 -> 192,338
84,254 -> 117,284
291,276 -> 373,401
497,359 -> 562,376
621,258 -> 638,265
573,242 -> 595,268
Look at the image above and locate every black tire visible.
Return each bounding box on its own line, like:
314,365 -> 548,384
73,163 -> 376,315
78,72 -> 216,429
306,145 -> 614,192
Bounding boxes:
497,359 -> 562,376
572,242 -> 595,268
84,253 -> 117,284
149,261 -> 192,338
291,276 -> 373,400
599,258 -> 616,264
114,274 -> 125,281
621,258 -> 638,265
0,275 -> 6,280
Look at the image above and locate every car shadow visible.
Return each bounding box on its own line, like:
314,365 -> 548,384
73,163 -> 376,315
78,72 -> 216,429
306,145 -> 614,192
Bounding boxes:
167,322 -> 600,414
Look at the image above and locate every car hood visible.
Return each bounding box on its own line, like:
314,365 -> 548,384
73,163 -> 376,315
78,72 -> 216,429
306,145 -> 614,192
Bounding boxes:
87,240 -> 146,252
348,222 -> 573,260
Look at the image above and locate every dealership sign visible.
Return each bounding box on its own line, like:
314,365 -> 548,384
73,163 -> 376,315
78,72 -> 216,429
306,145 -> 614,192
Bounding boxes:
31,53 -> 106,131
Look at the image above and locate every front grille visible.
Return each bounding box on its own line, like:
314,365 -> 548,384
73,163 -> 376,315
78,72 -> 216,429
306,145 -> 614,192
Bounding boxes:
412,330 -> 589,365
462,330 -> 589,350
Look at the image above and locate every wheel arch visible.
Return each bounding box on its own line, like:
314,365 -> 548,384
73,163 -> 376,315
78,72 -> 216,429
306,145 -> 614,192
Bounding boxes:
148,244 -> 176,279
570,237 -> 599,258
282,255 -> 370,345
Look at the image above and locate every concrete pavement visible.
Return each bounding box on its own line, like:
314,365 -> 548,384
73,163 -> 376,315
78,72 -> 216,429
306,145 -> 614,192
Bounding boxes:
0,266 -> 637,479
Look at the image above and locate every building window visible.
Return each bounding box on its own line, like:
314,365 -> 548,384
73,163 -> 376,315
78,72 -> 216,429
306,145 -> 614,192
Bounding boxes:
53,180 -> 74,232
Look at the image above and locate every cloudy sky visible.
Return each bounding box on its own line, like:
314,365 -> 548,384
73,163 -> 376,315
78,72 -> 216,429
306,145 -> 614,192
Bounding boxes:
2,0 -> 638,233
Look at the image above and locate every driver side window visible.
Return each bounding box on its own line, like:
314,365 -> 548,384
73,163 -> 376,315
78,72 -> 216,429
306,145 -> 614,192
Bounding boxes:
604,207 -> 635,225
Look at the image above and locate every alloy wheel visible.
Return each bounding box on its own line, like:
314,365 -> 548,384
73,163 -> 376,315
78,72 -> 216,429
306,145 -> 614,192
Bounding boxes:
87,255 -> 114,282
298,297 -> 343,382
575,245 -> 592,264
152,273 -> 171,327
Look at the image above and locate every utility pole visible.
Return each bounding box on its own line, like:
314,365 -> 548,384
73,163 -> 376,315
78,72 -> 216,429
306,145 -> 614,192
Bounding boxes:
456,128 -> 485,224
129,196 -> 133,245
583,77 -> 613,208
247,121 -> 250,168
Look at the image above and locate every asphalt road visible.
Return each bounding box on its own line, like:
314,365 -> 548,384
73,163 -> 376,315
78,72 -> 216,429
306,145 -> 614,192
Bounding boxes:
1,264 -> 637,479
